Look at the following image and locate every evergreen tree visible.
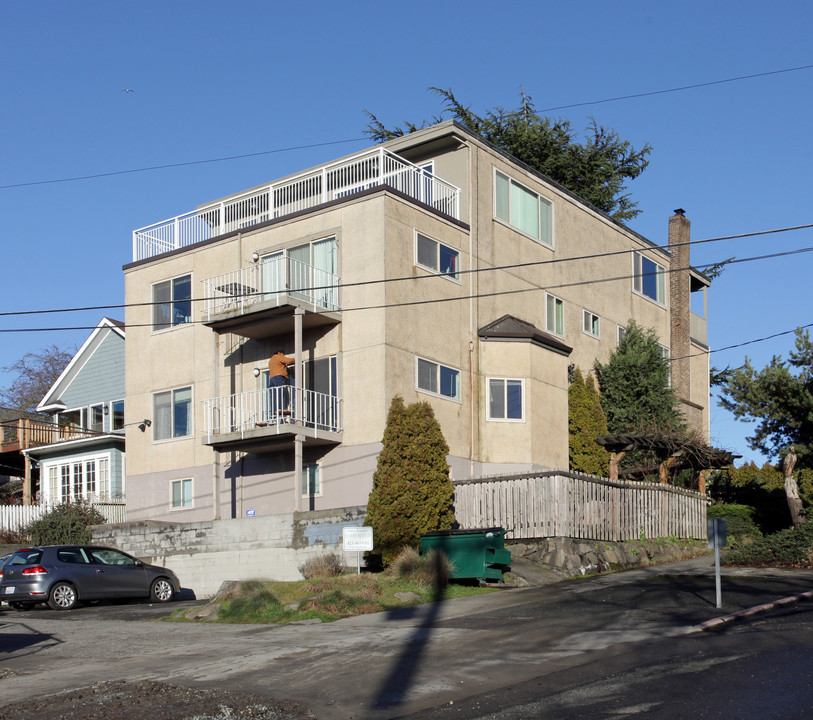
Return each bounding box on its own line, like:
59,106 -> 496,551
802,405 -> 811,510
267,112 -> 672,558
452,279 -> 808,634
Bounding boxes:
568,367 -> 610,476
594,321 -> 684,435
365,88 -> 651,221
365,396 -> 455,566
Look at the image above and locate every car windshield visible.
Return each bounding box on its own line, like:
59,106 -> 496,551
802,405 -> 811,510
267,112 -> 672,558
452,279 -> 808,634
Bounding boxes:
10,550 -> 43,565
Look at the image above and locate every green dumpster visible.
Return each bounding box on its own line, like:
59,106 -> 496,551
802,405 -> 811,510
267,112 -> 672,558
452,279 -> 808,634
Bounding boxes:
420,527 -> 511,580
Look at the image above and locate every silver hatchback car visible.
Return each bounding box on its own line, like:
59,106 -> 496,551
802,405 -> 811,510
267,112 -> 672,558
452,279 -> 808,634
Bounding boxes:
0,545 -> 181,611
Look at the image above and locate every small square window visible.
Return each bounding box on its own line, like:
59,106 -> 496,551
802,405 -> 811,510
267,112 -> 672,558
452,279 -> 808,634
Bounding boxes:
583,310 -> 600,338
416,357 -> 460,400
487,378 -> 524,421
416,233 -> 459,280
302,464 -> 321,496
171,478 -> 193,508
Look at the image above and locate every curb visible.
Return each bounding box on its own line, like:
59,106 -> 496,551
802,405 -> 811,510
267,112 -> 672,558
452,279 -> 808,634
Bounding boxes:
693,589 -> 813,632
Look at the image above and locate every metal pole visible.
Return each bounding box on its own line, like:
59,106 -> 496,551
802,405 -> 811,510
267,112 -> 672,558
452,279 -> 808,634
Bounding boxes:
714,544 -> 722,609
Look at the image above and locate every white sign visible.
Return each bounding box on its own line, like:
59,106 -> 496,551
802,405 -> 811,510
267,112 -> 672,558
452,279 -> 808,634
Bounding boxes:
343,526 -> 373,552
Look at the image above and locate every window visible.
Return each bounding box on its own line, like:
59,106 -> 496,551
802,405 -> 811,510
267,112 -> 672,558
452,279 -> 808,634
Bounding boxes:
61,465 -> 70,499
302,463 -> 321,496
416,232 -> 459,280
617,325 -> 626,345
86,460 -> 96,496
488,378 -> 524,421
90,404 -> 104,432
416,357 -> 461,400
495,170 -> 553,246
171,478 -> 193,509
111,400 -> 125,431
583,310 -> 600,338
546,294 -> 564,336
98,458 -> 110,500
153,274 -> 192,330
48,467 -> 58,501
153,387 -> 192,440
633,252 -> 665,304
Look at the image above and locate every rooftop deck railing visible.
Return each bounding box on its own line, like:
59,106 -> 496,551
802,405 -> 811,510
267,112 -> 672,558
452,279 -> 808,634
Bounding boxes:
201,256 -> 340,321
203,387 -> 342,443
0,419 -> 99,452
133,147 -> 461,262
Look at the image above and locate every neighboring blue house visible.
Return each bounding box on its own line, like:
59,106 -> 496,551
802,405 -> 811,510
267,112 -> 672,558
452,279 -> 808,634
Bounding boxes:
26,318 -> 126,505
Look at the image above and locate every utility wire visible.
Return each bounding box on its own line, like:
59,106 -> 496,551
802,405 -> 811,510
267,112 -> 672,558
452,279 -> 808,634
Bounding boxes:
4,64 -> 811,190
1,223 -> 811,319
539,63 -> 813,112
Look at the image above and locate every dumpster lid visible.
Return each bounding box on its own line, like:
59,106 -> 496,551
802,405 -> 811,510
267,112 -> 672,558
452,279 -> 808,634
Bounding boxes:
421,527 -> 505,537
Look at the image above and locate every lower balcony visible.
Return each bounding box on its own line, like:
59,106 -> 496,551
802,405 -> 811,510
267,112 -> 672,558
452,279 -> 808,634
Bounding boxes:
203,387 -> 342,451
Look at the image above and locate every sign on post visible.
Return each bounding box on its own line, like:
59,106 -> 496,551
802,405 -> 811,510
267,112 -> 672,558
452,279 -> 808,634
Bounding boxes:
707,517 -> 727,608
343,526 -> 373,574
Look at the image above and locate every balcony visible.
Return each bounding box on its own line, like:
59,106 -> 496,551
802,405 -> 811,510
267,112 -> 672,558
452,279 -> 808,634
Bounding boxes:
203,386 -> 342,451
133,147 -> 461,262
1,419 -> 98,454
201,256 -> 340,338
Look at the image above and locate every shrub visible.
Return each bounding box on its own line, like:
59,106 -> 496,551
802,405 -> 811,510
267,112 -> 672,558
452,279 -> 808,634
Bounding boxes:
390,546 -> 451,591
707,504 -> 762,547
25,501 -> 105,545
724,521 -> 813,568
298,553 -> 344,580
568,367 -> 610,476
365,396 -> 455,566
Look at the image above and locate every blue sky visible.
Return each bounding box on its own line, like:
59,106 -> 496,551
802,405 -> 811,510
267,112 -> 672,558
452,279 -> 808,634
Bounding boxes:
1,1 -> 811,465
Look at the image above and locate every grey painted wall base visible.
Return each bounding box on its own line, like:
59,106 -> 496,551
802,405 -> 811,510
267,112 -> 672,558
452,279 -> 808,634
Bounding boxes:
505,536 -> 711,585
91,506 -> 367,599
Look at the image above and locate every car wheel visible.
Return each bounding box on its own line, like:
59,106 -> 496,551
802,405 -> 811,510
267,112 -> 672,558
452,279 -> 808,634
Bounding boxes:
150,577 -> 175,603
10,602 -> 34,611
48,582 -> 78,611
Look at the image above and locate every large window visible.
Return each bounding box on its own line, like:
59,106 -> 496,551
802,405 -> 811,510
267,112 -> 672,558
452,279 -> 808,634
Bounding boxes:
153,387 -> 192,440
417,357 -> 460,400
633,252 -> 665,305
153,274 -> 192,330
495,170 -> 553,246
487,378 -> 524,421
171,478 -> 193,509
43,456 -> 111,503
546,294 -> 564,336
416,232 -> 459,280
302,463 -> 321,497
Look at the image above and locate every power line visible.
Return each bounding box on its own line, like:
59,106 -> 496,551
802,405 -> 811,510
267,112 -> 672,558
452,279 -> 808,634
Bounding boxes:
539,63 -> 813,112
1,223 -> 811,320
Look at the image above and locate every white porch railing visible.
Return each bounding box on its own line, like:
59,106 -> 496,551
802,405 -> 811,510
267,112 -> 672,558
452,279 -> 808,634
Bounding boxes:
133,147 -> 461,261
0,500 -> 127,532
203,386 -> 342,442
201,257 -> 340,321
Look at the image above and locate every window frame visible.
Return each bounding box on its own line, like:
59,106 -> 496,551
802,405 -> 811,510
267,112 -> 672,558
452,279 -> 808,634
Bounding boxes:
487,378 -> 525,422
632,251 -> 666,305
301,463 -> 322,498
170,477 -> 193,510
582,310 -> 600,338
152,274 -> 193,332
153,386 -> 193,442
414,231 -> 460,282
494,169 -> 554,247
415,356 -> 462,402
546,293 -> 564,337
110,399 -> 125,431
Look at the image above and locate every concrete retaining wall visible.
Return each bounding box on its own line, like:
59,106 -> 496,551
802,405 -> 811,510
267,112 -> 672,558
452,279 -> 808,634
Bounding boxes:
91,506 -> 366,599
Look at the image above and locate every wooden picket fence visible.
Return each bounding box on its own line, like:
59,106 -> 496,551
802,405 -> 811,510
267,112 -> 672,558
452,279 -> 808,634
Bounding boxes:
453,471 -> 706,541
0,501 -> 126,533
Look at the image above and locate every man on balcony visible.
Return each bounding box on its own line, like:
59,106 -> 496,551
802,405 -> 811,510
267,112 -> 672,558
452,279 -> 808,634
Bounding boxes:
268,350 -> 295,420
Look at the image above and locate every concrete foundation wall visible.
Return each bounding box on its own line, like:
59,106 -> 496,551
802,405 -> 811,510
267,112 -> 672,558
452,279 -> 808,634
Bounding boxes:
91,505 -> 366,599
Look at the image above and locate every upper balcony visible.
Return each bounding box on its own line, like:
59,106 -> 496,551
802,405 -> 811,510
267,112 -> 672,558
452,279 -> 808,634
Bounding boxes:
132,147 -> 461,262
1,418 -> 98,454
201,255 -> 341,338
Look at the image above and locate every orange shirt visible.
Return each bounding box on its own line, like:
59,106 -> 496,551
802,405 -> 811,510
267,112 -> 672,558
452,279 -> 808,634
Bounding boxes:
268,353 -> 295,378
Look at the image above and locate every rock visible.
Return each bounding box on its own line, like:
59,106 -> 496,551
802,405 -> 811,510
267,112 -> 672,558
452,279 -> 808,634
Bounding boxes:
394,592 -> 422,604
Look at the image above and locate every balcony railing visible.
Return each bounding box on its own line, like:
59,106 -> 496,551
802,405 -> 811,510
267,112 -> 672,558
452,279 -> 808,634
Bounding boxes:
1,419 -> 99,453
203,386 -> 342,443
133,147 -> 461,261
201,257 -> 340,321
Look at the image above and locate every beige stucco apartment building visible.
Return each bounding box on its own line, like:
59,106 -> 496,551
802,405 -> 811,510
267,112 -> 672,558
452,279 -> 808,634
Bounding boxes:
123,121 -> 710,523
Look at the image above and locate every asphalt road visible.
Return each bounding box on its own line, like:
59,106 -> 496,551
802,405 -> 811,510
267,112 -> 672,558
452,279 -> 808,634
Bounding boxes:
2,557 -> 812,720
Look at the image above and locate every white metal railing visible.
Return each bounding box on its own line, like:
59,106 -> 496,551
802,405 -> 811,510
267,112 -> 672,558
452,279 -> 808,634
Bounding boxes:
201,257 -> 341,321
0,500 -> 126,532
203,386 -> 342,442
133,147 -> 461,261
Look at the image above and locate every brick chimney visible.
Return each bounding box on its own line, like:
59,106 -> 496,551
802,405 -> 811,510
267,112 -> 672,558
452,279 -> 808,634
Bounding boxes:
669,209 -> 691,413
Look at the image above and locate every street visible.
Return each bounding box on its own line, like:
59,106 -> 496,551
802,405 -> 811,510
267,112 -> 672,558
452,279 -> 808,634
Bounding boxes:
1,558 -> 812,719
